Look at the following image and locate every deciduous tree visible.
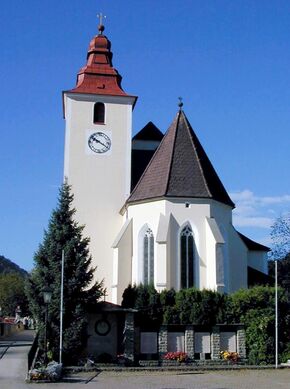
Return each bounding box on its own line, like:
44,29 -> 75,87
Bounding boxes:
0,273 -> 29,316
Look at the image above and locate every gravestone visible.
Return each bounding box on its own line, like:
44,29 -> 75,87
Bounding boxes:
220,331 -> 237,352
195,332 -> 211,354
167,332 -> 185,352
140,332 -> 158,354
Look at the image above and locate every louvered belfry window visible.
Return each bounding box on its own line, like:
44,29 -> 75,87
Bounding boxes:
93,102 -> 105,123
143,228 -> 154,285
180,224 -> 194,289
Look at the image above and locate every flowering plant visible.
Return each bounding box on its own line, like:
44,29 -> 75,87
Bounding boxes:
220,350 -> 239,362
164,351 -> 188,362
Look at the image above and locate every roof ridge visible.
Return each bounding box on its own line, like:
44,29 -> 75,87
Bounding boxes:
126,109 -> 234,207
128,122 -> 171,201
164,111 -> 181,195
181,111 -> 212,199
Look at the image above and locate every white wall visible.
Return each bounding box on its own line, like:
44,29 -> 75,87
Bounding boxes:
227,226 -> 248,292
248,251 -> 268,274
128,200 -> 166,286
64,93 -> 135,302
127,197 -> 249,294
112,219 -> 133,304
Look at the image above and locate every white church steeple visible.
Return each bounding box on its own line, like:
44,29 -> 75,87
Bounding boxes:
63,21 -> 137,302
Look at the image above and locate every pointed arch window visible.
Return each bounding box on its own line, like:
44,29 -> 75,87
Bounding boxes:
216,243 -> 225,293
143,228 -> 154,285
93,102 -> 105,124
180,224 -> 195,289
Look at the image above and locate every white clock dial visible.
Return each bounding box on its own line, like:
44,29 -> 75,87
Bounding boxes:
88,132 -> 111,153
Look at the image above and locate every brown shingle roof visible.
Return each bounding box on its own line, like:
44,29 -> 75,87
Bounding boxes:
127,109 -> 234,207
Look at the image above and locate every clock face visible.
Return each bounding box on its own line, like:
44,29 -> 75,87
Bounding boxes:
95,319 -> 111,336
88,132 -> 111,154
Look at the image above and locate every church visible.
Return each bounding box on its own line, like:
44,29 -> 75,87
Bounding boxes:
63,22 -> 269,304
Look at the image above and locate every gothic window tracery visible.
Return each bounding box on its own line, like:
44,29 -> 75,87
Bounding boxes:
143,228 -> 154,285
180,224 -> 195,289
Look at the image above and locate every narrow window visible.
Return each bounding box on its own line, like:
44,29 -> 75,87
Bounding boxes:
143,228 -> 154,284
180,224 -> 194,289
93,102 -> 105,124
216,243 -> 225,286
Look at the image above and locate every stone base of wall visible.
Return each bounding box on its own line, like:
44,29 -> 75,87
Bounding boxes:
138,359 -> 248,367
0,322 -> 24,338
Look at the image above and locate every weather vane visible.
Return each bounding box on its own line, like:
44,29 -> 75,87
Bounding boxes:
97,13 -> 106,34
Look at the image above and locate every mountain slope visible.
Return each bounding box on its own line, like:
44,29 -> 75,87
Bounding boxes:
0,255 -> 28,276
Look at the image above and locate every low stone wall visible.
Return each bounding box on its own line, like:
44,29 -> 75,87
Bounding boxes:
139,359 -> 247,367
0,322 -> 24,338
137,324 -> 246,361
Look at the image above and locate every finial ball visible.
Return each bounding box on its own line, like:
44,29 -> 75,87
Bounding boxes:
98,24 -> 105,33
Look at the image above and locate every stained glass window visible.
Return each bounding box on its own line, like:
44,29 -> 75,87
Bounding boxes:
143,228 -> 154,284
180,224 -> 195,289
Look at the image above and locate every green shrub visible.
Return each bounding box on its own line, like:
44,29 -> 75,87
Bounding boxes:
122,284 -> 290,364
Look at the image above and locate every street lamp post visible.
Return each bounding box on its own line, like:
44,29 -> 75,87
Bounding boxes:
43,286 -> 52,365
275,260 -> 278,368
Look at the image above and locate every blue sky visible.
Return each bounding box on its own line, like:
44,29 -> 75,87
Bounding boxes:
1,0 -> 290,271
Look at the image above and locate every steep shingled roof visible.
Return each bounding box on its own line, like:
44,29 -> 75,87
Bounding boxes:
132,122 -> 164,141
127,109 -> 234,207
239,232 -> 270,252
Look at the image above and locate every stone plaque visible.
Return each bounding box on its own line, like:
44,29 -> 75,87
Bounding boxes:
220,332 -> 236,352
167,332 -> 185,352
140,332 -> 158,354
194,332 -> 211,353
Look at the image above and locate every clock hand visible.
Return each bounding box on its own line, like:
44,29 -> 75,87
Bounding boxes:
92,136 -> 107,148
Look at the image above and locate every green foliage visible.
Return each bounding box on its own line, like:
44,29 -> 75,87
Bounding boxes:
122,284 -> 290,365
122,285 -> 228,326
121,284 -> 138,308
0,273 -> 29,316
160,288 -> 176,307
229,286 -> 290,364
122,284 -> 162,327
26,182 -> 104,364
174,288 -> 227,325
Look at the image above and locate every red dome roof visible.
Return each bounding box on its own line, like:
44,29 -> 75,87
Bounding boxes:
68,28 -> 129,96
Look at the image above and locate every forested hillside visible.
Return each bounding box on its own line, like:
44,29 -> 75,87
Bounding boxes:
0,255 -> 27,276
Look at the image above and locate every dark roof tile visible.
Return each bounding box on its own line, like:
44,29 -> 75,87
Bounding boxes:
127,110 -> 234,207
132,122 -> 163,141
239,232 -> 270,252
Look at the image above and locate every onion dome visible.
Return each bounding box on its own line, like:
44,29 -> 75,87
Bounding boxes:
68,25 -> 129,96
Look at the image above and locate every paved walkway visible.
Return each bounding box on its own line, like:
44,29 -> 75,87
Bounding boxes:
0,329 -> 35,389
62,368 -> 290,388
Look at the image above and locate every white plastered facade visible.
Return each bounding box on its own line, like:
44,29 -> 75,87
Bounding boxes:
63,82 -> 268,306
63,92 -> 135,303
112,197 -> 266,304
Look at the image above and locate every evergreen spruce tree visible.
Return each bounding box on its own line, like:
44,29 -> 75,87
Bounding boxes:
26,182 -> 104,364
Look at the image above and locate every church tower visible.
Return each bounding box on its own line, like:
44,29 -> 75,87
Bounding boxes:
63,20 -> 137,302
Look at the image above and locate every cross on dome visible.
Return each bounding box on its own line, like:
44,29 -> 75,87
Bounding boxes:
97,13 -> 106,34
178,96 -> 183,109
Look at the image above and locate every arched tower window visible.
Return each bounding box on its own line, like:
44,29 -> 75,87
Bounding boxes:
180,224 -> 195,289
93,102 -> 105,124
143,228 -> 154,285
